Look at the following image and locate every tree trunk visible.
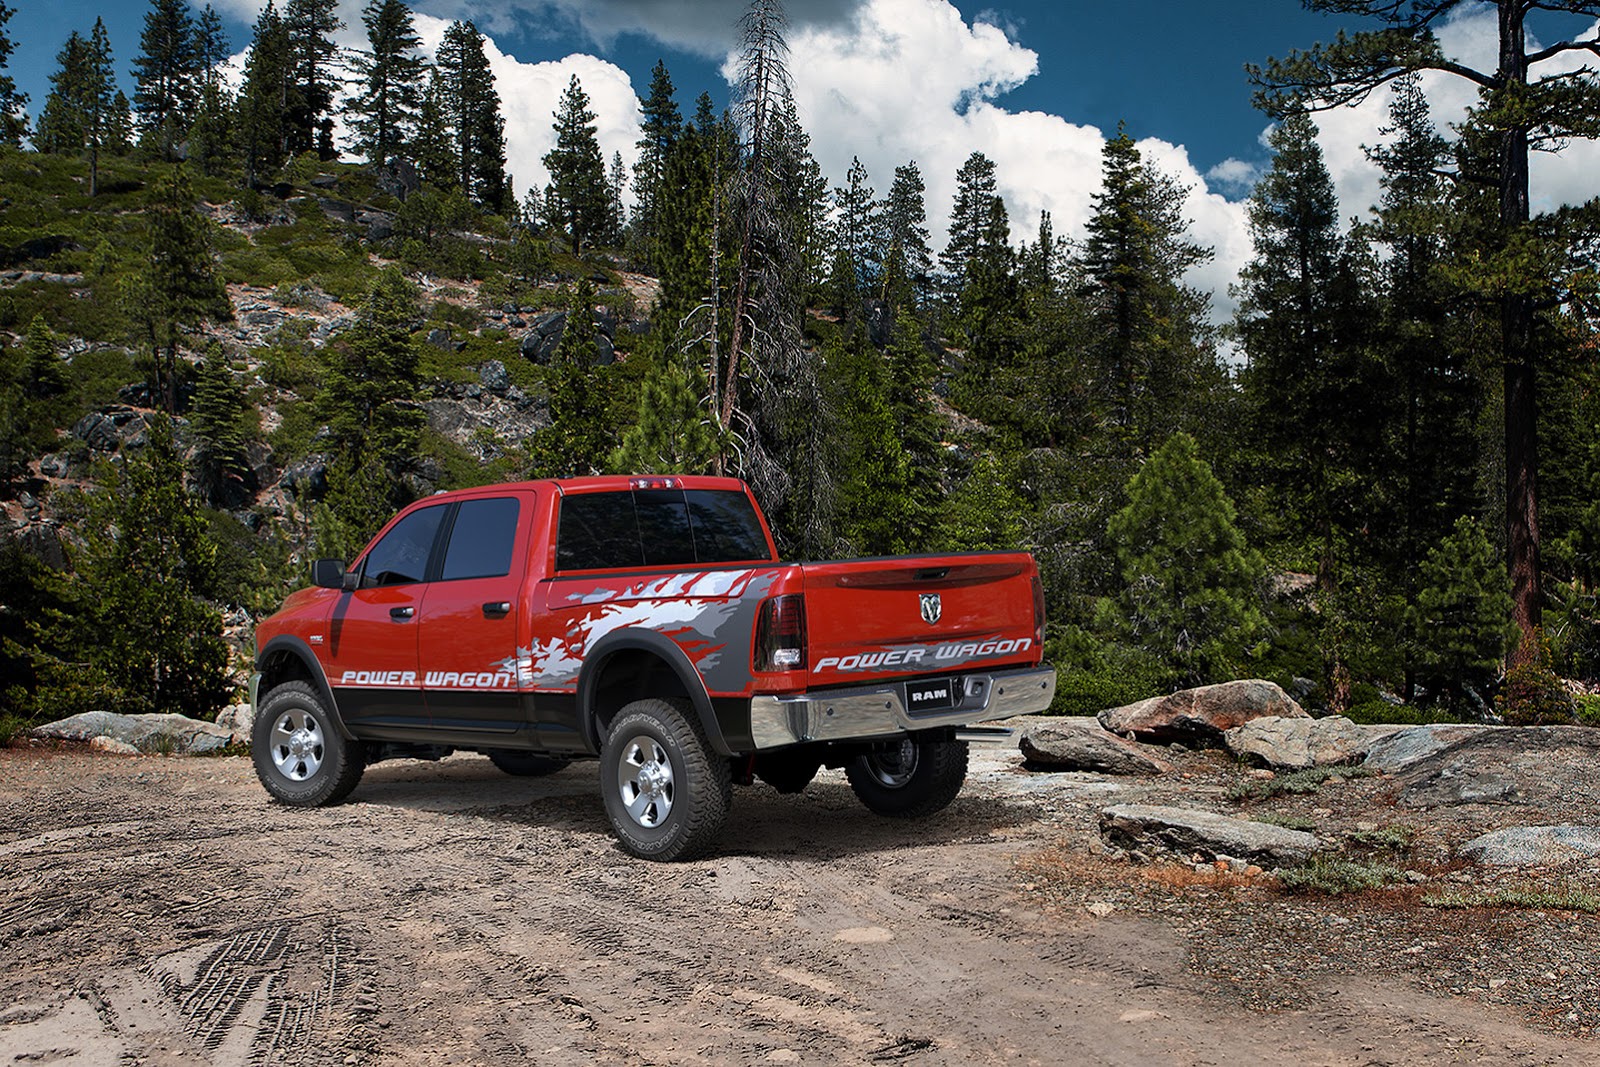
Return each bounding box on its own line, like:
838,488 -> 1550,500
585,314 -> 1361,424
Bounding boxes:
1498,1 -> 1540,663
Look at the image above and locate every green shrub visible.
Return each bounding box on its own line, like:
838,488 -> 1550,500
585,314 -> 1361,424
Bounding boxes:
1497,633 -> 1576,725
1342,700 -> 1458,726
1576,694 -> 1600,728
1279,856 -> 1404,895
1228,765 -> 1374,801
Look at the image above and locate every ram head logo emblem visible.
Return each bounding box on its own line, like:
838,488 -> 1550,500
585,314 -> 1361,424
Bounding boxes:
919,593 -> 942,625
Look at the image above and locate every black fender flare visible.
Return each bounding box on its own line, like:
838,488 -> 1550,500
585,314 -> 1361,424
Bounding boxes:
254,635 -> 354,740
577,628 -> 732,756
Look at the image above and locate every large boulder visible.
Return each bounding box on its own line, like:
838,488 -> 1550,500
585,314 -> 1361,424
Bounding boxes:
1098,679 -> 1307,746
1100,803 -> 1324,866
1362,724 -> 1493,773
1223,715 -> 1368,770
1020,722 -> 1172,776
1459,825 -> 1600,867
31,711 -> 234,755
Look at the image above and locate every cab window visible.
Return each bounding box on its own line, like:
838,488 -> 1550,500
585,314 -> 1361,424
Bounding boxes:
360,505 -> 446,587
440,497 -> 520,581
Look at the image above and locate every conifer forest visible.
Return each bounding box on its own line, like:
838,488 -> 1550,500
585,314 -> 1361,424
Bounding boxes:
3,0 -> 1600,736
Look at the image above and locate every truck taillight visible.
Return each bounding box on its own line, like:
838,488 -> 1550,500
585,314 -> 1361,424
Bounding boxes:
1031,575 -> 1046,646
755,594 -> 806,672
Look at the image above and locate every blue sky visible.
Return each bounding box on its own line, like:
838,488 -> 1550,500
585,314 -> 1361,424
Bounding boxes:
9,1 -> 1600,315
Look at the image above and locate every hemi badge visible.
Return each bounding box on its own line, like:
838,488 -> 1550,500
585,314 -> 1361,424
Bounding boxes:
309,635 -> 324,644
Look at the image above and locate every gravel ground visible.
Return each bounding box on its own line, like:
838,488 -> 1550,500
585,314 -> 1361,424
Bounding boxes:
1,719 -> 1597,1065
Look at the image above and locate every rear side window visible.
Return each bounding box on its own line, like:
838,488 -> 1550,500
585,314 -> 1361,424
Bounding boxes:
361,505 -> 446,587
557,492 -> 643,571
686,490 -> 770,562
557,489 -> 771,571
441,497 -> 520,581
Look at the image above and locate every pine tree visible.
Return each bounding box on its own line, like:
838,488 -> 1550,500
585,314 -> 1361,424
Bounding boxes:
76,415 -> 232,717
436,20 -> 507,212
543,74 -> 609,251
191,353 -> 252,507
605,150 -> 628,246
35,22 -> 119,194
345,0 -> 424,168
0,2 -> 27,147
413,69 -> 455,189
1249,0 -> 1600,664
283,0 -> 342,159
530,278 -> 614,477
123,167 -> 232,413
880,161 -> 933,310
132,0 -> 199,158
610,358 -> 721,475
630,60 -> 682,270
21,314 -> 67,399
317,269 -> 427,544
1412,516 -> 1513,706
1098,432 -> 1267,686
830,155 -> 878,310
236,1 -> 292,185
1077,126 -> 1219,458
939,151 -> 1000,298
831,329 -> 914,555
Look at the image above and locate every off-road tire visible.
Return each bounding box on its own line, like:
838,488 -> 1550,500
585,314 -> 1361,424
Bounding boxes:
487,750 -> 569,777
600,698 -> 731,861
845,738 -> 968,818
754,750 -> 825,794
252,681 -> 366,807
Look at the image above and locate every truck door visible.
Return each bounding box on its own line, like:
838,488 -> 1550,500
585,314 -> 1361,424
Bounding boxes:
323,503 -> 446,737
417,495 -> 531,739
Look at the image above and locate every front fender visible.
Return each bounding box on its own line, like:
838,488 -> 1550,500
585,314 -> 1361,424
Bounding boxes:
254,634 -> 354,740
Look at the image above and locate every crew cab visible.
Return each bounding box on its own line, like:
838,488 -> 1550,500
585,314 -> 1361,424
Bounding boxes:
250,476 -> 1055,860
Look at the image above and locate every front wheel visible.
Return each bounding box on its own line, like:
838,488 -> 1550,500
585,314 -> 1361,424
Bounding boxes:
845,738 -> 968,818
251,681 -> 366,807
600,699 -> 730,861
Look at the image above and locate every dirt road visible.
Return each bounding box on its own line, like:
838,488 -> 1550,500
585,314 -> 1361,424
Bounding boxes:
1,735 -> 1592,1065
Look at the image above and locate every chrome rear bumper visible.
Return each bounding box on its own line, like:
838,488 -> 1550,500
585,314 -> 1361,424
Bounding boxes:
748,665 -> 1056,749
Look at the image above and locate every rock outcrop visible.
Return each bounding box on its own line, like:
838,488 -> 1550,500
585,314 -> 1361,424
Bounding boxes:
1100,803 -> 1324,866
31,712 -> 235,755
1223,715 -> 1368,770
1099,680 -> 1307,746
1459,825 -> 1600,867
1020,722 -> 1172,776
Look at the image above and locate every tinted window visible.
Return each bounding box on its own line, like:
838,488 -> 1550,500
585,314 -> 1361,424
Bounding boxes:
557,492 -> 642,571
441,497 -> 520,580
636,490 -> 697,566
686,490 -> 771,562
361,505 -> 446,587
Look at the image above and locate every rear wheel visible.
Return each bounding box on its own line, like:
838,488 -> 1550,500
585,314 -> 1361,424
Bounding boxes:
251,681 -> 366,807
845,737 -> 968,818
600,698 -> 730,861
487,750 -> 569,777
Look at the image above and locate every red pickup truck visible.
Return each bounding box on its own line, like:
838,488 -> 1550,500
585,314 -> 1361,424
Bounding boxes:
250,475 -> 1055,859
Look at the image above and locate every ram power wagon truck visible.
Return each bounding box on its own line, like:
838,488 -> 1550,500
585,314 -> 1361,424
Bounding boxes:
250,475 -> 1055,860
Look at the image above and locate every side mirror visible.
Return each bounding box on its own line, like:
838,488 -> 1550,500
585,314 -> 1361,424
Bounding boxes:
311,558 -> 346,589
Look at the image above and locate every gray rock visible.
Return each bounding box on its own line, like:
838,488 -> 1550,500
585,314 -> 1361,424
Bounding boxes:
1399,759 -> 1519,808
38,453 -> 70,478
1020,723 -> 1172,776
31,712 -> 233,755
90,736 -> 139,755
214,704 -> 256,746
1098,679 -> 1308,746
479,360 -> 510,395
280,456 -> 329,500
1100,803 -> 1324,866
245,309 -> 284,328
1459,825 -> 1600,867
1362,724 -> 1494,773
1224,715 -> 1368,770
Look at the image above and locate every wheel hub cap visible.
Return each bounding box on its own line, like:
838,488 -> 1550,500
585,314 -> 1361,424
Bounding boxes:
617,736 -> 675,828
270,713 -> 324,782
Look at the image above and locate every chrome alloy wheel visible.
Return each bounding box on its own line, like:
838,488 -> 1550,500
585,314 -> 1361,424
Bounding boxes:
616,734 -> 675,828
861,739 -> 920,788
270,711 -> 325,782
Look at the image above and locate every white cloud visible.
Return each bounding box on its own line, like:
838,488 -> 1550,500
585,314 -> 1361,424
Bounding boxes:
783,0 -> 1251,318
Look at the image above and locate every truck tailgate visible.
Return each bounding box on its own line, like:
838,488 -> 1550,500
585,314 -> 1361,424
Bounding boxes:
800,553 -> 1042,685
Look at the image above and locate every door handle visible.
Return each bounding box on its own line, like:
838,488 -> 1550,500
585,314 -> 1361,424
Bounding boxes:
390,606 -> 415,620
482,601 -> 512,619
